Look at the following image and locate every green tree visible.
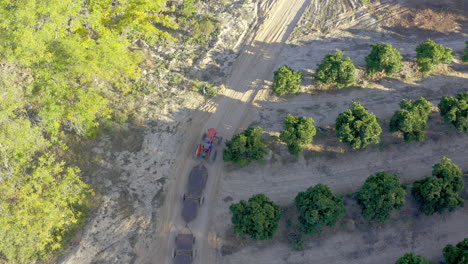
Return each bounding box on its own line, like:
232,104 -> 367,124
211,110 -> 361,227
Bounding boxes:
438,92 -> 468,132
336,102 -> 382,149
272,65 -> 303,95
366,43 -> 403,76
390,97 -> 433,142
395,253 -> 431,264
279,114 -> 317,154
415,39 -> 453,74
295,184 -> 346,235
223,127 -> 266,165
412,157 -> 464,215
230,194 -> 282,240
182,0 -> 197,17
356,172 -> 406,223
443,238 -> 468,264
315,49 -> 356,88
463,41 -> 468,63
0,154 -> 92,263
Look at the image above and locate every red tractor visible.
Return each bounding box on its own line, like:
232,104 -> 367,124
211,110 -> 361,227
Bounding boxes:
193,128 -> 222,163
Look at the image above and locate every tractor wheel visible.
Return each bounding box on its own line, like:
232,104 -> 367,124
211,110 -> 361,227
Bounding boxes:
193,144 -> 200,160
217,136 -> 223,145
202,133 -> 207,140
209,148 -> 217,163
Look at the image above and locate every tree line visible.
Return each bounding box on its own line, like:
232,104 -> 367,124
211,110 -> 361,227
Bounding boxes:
228,157 -> 466,263
223,92 -> 467,164
273,39 -> 465,95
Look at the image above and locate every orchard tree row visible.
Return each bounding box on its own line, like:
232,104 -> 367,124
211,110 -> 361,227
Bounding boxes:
272,39 -> 465,95
395,238 -> 468,264
228,157 -> 466,251
223,92 -> 467,165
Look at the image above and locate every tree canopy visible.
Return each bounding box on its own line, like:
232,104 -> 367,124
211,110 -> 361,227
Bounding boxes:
336,102 -> 382,149
415,39 -> 453,74
438,92 -> 468,132
356,172 -> 406,223
366,43 -> 403,76
279,114 -> 317,155
390,97 -> 433,142
395,253 -> 431,264
412,157 -> 464,215
443,238 -> 468,264
315,49 -> 356,88
272,65 -> 303,95
230,194 -> 282,240
463,41 -> 468,63
295,184 -> 346,235
223,127 -> 266,165
0,1 -> 176,262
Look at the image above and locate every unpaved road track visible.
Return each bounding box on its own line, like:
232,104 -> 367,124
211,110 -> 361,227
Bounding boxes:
135,0 -> 309,263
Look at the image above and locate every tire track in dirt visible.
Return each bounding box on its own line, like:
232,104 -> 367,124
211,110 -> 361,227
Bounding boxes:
134,0 -> 309,263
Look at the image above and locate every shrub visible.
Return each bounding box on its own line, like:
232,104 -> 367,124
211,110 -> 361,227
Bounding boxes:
230,194 -> 282,240
395,253 -> 430,264
272,65 -> 303,95
412,156 -> 464,215
315,49 -> 356,88
415,39 -> 453,73
390,97 -> 433,142
279,114 -> 317,154
356,172 -> 406,223
336,102 -> 382,149
438,92 -> 468,132
443,238 -> 468,264
295,184 -> 346,235
366,43 -> 403,76
223,127 -> 266,165
463,41 -> 468,63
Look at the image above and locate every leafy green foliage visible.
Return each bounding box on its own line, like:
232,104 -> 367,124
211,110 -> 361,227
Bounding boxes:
395,253 -> 430,264
336,102 -> 382,149
356,172 -> 406,223
230,194 -> 282,240
315,49 -> 356,88
182,0 -> 197,17
192,15 -> 218,43
0,1 -> 177,262
295,184 -> 346,235
463,41 -> 468,63
412,157 -> 464,215
223,127 -> 266,165
415,39 -> 453,73
443,238 -> 468,264
365,43 -> 403,76
438,92 -> 468,132
0,154 -> 92,263
390,97 -> 433,142
272,65 -> 303,95
279,114 -> 317,154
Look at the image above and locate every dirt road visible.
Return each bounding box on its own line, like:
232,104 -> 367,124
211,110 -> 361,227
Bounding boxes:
135,0 -> 310,263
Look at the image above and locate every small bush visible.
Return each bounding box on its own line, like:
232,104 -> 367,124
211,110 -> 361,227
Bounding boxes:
463,41 -> 468,62
336,102 -> 382,149
356,172 -> 406,223
279,114 -> 317,155
223,127 -> 266,165
390,97 -> 433,142
412,156 -> 464,215
443,238 -> 468,264
415,39 -> 453,74
230,194 -> 282,240
366,43 -> 403,76
438,92 -> 468,132
272,65 -> 303,95
192,16 -> 217,43
295,184 -> 346,235
395,253 -> 430,264
315,49 -> 356,88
